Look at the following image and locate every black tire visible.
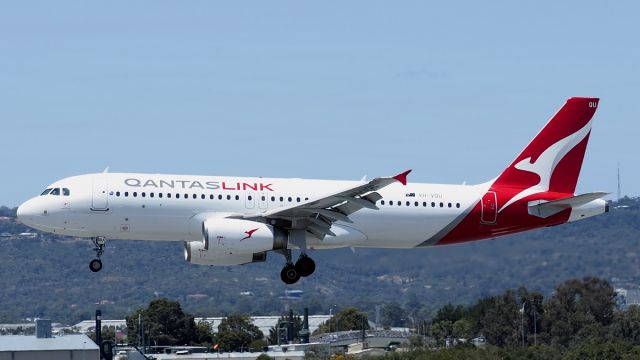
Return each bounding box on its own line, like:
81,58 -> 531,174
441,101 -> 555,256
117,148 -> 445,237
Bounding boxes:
89,259 -> 102,273
295,255 -> 316,277
280,264 -> 300,284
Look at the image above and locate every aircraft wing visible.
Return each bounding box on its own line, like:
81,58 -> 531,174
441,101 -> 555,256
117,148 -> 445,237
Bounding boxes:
241,170 -> 411,239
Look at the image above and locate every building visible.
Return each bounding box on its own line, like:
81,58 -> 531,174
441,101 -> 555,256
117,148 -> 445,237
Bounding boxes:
0,320 -> 99,360
72,315 -> 332,340
196,315 -> 331,337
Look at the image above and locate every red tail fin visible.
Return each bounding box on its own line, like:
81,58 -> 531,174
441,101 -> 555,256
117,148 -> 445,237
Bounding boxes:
494,97 -> 599,192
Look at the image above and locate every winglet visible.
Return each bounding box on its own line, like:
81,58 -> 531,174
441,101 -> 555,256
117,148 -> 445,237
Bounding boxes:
393,169 -> 412,186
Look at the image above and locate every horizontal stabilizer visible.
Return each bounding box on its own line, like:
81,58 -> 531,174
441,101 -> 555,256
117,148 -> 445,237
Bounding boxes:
528,192 -> 609,218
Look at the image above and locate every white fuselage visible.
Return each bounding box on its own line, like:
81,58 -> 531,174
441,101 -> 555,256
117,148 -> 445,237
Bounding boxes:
17,173 -> 487,249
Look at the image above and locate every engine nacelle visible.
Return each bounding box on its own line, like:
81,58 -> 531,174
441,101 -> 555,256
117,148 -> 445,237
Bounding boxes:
184,241 -> 267,266
201,218 -> 287,253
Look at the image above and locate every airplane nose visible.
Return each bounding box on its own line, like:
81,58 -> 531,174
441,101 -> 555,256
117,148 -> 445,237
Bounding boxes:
17,199 -> 38,222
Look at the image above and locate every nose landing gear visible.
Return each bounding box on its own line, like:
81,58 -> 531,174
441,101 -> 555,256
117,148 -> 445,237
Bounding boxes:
89,237 -> 106,273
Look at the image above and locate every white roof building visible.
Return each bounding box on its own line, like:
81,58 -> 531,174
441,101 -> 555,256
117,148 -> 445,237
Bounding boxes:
196,315 -> 331,336
72,315 -> 332,338
0,334 -> 99,360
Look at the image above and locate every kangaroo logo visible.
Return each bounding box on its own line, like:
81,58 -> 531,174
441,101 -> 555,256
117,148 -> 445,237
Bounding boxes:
241,228 -> 259,241
499,119 -> 592,213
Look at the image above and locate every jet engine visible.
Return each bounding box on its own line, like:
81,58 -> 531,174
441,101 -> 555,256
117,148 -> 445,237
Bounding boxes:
183,218 -> 287,266
184,240 -> 268,266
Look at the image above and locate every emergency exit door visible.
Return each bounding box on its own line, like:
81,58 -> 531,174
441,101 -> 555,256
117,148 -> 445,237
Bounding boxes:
481,191 -> 497,224
91,177 -> 109,211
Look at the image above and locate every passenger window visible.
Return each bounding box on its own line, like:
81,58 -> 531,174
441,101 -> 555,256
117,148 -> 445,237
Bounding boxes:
227,195 -> 231,200
423,202 -> 427,207
448,203 -> 452,208
167,193 -> 171,198
192,194 -> 197,199
125,192 -> 129,197
141,192 -> 146,197
150,193 -> 154,198
297,197 -> 300,202
261,196 -> 266,201
271,196 -> 275,202
218,195 -> 223,200
116,191 -> 121,197
439,202 -> 443,207
431,202 -> 435,207
456,203 -> 460,208
248,196 -> 253,201
210,194 -> 214,200
50,188 -> 60,196
389,201 -> 393,206
414,201 -> 418,207
381,200 -> 385,205
41,188 -> 52,196
159,193 -> 163,198
63,188 -> 70,196
133,192 -> 137,197
235,195 -> 239,200
184,193 -> 188,199
288,197 -> 292,202
280,197 -> 284,202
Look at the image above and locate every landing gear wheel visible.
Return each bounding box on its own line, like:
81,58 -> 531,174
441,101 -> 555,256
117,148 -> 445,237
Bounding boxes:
280,264 -> 300,285
89,259 -> 103,272
295,255 -> 316,277
90,237 -> 106,273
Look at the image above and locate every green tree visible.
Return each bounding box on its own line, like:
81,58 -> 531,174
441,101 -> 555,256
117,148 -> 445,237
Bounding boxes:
125,298 -> 196,346
452,319 -> 473,339
380,303 -> 408,327
313,308 -> 369,334
611,305 -> 640,344
433,304 -> 466,325
268,314 -> 304,345
518,286 -> 545,346
194,320 -> 214,345
430,320 -> 453,344
477,289 -> 520,347
543,277 -> 616,347
215,314 -> 263,352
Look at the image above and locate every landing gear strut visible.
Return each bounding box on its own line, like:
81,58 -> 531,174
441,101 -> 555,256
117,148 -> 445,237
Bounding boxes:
89,237 -> 106,273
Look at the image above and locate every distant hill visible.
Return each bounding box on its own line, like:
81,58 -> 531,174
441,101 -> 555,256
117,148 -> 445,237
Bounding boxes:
0,197 -> 639,324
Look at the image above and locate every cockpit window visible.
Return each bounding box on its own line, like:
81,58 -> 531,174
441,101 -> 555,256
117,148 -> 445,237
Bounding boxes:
63,188 -> 70,196
50,188 -> 61,196
41,188 -> 52,196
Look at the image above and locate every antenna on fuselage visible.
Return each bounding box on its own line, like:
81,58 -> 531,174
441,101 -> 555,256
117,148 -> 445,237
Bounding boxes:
102,166 -> 110,173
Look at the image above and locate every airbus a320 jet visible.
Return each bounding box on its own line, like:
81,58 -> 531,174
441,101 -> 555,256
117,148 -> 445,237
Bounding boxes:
17,97 -> 607,284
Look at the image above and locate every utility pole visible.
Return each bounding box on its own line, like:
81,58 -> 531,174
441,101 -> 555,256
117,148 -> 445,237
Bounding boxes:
533,309 -> 537,346
618,163 -> 622,200
520,303 -> 525,347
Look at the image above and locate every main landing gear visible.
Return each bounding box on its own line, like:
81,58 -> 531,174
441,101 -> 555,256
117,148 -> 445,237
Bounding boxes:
279,249 -> 316,285
89,236 -> 106,273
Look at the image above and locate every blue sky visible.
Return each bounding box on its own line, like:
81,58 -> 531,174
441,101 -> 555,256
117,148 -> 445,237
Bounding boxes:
1,1 -> 638,206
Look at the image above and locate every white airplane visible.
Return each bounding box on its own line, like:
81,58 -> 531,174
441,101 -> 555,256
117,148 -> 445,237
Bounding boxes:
17,97 -> 607,284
